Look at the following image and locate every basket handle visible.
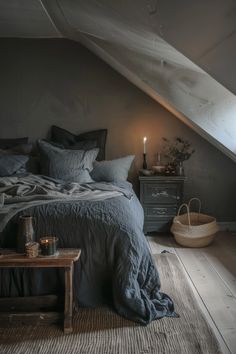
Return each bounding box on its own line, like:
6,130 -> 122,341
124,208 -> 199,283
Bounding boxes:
177,203 -> 191,226
188,198 -> 201,214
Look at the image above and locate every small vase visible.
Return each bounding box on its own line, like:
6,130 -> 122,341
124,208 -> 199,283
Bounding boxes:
17,215 -> 35,253
176,161 -> 184,176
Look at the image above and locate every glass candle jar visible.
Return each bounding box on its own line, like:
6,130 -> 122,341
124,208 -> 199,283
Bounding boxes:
40,236 -> 58,256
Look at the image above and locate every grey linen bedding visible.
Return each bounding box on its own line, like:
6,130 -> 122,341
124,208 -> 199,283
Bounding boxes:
0,174 -> 176,324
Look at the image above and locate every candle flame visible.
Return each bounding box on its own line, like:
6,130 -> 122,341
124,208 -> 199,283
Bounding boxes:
40,239 -> 49,244
143,137 -> 147,143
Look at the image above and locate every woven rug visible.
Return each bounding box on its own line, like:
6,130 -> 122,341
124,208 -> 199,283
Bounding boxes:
0,253 -> 221,354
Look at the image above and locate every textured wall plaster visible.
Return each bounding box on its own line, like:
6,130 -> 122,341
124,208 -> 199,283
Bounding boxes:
0,38 -> 235,221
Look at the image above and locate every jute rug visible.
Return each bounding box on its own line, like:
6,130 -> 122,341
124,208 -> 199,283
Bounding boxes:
0,253 -> 221,354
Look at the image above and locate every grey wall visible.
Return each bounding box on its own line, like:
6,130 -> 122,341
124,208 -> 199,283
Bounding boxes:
0,38 -> 236,222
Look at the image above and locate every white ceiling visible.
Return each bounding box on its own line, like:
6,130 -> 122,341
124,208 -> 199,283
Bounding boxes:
1,0 -> 236,161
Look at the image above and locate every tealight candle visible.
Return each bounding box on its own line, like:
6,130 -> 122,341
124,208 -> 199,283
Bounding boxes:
40,236 -> 58,256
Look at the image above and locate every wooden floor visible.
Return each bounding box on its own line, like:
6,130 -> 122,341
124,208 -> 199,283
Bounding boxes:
147,231 -> 236,354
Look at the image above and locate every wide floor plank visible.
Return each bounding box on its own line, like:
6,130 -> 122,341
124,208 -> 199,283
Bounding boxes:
203,233 -> 236,297
175,247 -> 236,353
147,235 -> 175,254
147,232 -> 236,354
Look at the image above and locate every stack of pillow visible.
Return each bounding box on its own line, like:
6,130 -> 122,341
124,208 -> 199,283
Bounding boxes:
47,125 -> 135,183
0,126 -> 135,183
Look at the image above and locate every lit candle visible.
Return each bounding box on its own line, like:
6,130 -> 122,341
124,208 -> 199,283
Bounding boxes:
143,137 -> 147,154
40,236 -> 58,256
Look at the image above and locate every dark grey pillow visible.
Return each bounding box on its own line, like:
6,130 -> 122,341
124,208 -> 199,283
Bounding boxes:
91,155 -> 135,182
51,125 -> 107,161
0,143 -> 40,175
38,140 -> 99,183
69,140 -> 97,151
0,137 -> 28,149
0,155 -> 29,177
0,143 -> 33,155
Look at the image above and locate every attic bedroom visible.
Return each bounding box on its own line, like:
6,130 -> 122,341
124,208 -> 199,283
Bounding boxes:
0,1 -> 235,354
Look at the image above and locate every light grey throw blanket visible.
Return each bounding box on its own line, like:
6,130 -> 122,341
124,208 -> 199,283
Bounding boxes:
0,174 -> 132,232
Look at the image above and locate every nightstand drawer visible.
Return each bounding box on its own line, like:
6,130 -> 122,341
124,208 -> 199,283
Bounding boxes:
139,176 -> 186,234
144,205 -> 177,219
143,183 -> 181,204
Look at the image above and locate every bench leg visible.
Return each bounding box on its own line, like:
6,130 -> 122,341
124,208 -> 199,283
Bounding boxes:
64,265 -> 73,334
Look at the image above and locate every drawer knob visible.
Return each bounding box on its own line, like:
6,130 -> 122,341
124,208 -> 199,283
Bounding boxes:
151,191 -> 169,198
152,208 -> 168,215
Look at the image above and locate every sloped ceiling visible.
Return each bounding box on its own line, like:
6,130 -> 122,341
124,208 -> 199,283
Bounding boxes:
1,0 -> 236,161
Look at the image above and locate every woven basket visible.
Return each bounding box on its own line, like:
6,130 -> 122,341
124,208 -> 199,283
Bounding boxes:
171,198 -> 219,247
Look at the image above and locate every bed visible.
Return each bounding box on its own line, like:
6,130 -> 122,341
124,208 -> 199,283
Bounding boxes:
0,129 -> 177,325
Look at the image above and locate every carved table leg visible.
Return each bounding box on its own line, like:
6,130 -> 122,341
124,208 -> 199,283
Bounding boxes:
64,264 -> 73,334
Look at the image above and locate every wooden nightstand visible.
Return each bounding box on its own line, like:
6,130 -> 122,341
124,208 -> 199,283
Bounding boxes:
139,176 -> 186,233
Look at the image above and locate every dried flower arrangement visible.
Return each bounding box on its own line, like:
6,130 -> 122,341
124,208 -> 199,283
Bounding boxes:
162,137 -> 195,164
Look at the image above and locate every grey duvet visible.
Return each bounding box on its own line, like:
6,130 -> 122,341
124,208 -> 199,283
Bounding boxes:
0,174 -> 176,324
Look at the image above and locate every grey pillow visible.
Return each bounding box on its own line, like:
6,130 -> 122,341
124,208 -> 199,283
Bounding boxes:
69,140 -> 97,151
91,155 -> 135,182
0,142 -> 41,174
51,125 -> 107,161
0,143 -> 33,155
0,137 -> 28,149
38,140 -> 99,183
0,155 -> 29,177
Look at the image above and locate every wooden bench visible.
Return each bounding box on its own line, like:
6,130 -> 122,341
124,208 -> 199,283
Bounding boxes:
0,248 -> 81,334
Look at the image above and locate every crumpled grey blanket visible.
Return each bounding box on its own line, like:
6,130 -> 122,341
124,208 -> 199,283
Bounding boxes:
0,174 -> 132,232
